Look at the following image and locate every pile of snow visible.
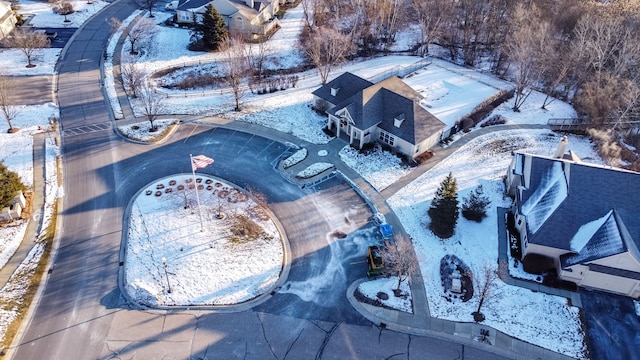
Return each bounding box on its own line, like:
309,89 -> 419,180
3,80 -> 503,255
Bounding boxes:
282,148 -> 307,169
117,119 -> 177,142
295,162 -> 334,179
125,175 -> 283,306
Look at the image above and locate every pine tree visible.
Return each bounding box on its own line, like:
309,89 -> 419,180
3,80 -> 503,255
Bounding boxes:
428,172 -> 459,238
200,4 -> 228,51
461,184 -> 491,222
0,162 -> 26,209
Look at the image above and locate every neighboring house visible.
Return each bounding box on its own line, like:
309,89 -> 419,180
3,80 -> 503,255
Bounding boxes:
312,72 -> 447,159
0,191 -> 26,222
0,0 -> 16,41
505,141 -> 640,298
175,0 -> 279,37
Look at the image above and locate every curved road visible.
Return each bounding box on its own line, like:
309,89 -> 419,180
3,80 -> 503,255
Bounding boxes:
12,2 -> 513,360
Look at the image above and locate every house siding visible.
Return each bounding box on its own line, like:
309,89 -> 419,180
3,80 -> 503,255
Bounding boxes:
561,260 -> 640,297
0,1 -> 16,40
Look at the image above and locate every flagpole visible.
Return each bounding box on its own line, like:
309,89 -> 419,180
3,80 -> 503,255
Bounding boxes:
190,154 -> 204,232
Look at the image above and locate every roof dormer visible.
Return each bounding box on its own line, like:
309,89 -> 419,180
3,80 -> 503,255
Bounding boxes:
394,113 -> 405,128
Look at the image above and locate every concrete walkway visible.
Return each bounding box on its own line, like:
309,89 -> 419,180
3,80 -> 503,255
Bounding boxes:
103,47 -> 580,357
0,133 -> 48,287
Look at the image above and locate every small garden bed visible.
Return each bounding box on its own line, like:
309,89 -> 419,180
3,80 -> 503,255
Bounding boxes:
440,254 -> 473,302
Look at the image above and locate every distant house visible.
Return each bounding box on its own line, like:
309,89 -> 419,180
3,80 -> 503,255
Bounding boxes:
174,0 -> 279,37
312,72 -> 447,159
0,191 -> 26,222
0,1 -> 16,41
505,140 -> 640,298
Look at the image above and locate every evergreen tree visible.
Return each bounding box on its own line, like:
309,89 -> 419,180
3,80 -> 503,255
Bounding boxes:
200,4 -> 228,51
0,162 -> 26,209
428,172 -> 459,238
461,185 -> 491,222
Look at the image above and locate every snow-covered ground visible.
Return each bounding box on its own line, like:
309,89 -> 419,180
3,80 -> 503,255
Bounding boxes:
125,175 -> 283,306
18,0 -> 109,28
0,1 -> 618,357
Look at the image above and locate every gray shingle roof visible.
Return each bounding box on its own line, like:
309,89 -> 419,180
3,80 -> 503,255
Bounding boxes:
560,210 -> 629,267
324,74 -> 445,144
311,72 -> 373,107
177,0 -> 212,11
519,155 -> 640,265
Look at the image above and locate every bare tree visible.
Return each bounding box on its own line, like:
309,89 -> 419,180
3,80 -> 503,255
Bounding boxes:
0,75 -> 20,133
51,0 -> 74,22
207,196 -> 227,219
301,26 -> 353,84
120,56 -> 145,98
380,233 -> 419,294
133,0 -> 159,18
246,40 -> 270,79
2,28 -> 50,68
220,36 -> 249,111
411,0 -> 451,56
470,262 -> 502,322
503,3 -> 550,112
110,17 -> 156,55
137,80 -> 165,131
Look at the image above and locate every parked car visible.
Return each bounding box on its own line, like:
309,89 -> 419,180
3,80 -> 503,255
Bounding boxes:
366,245 -> 386,278
34,30 -> 57,41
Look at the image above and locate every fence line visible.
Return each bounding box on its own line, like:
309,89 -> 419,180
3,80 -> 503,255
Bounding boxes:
367,58 -> 431,83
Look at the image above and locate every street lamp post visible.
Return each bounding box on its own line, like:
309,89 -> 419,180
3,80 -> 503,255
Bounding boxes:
162,257 -> 172,293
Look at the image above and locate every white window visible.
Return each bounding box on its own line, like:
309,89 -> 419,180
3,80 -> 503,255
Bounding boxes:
379,130 -> 394,146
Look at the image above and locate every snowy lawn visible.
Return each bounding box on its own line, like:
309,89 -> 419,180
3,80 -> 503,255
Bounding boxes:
125,175 -> 283,306
0,49 -> 61,75
339,145 -> 411,191
387,129 -> 601,359
356,277 -> 412,313
17,0 -> 109,28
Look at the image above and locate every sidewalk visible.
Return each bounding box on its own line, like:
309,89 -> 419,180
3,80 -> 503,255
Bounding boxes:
0,133 -> 47,287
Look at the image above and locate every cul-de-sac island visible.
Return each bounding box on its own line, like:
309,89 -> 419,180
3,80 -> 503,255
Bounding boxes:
0,0 -> 639,359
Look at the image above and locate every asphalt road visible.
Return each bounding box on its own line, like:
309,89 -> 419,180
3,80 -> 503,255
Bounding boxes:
11,2 -> 513,360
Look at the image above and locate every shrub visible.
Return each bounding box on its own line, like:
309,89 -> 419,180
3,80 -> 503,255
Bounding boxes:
0,162 -> 26,209
229,214 -> 268,243
521,253 -> 555,275
415,151 -> 434,164
461,185 -> 491,222
481,114 -> 506,127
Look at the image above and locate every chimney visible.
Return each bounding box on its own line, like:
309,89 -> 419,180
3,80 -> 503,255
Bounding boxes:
553,136 -> 569,159
245,0 -> 254,8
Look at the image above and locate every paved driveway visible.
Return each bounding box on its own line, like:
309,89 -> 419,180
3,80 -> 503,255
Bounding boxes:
580,289 -> 640,360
